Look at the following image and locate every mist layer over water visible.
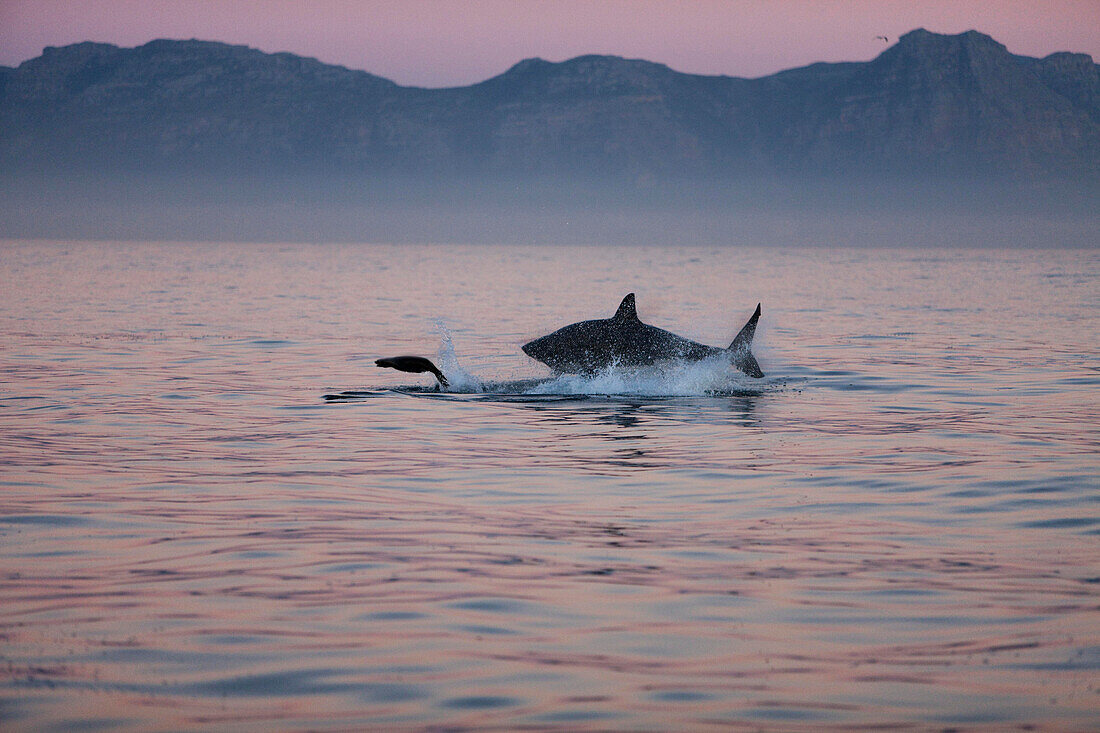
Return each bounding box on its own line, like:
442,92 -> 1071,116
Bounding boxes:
0,241 -> 1097,731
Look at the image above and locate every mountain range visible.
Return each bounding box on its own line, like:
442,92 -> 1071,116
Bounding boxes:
2,28 -> 1098,181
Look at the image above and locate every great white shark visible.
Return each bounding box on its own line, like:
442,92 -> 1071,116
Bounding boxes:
374,293 -> 763,387
521,293 -> 763,378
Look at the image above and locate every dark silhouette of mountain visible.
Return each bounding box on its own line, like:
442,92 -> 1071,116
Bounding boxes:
1,29 -> 1097,180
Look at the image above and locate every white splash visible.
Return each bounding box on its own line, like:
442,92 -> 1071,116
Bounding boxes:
525,355 -> 756,396
432,324 -> 764,397
434,323 -> 484,392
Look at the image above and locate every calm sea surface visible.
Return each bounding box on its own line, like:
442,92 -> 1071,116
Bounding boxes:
1,240 -> 1097,731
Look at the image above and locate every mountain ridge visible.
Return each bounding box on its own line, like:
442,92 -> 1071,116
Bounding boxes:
1,28 -> 1098,180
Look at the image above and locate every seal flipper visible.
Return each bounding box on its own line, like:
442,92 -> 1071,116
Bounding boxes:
375,356 -> 449,387
727,304 -> 764,378
613,293 -> 638,321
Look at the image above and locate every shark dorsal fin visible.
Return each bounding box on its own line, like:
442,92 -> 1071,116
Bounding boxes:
613,293 -> 638,321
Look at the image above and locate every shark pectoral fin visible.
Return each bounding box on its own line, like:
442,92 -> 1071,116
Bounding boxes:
613,293 -> 638,321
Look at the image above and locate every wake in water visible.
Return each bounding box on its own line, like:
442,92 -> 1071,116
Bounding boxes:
325,327 -> 769,402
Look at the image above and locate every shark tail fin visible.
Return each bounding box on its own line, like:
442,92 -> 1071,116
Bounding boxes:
727,304 -> 763,378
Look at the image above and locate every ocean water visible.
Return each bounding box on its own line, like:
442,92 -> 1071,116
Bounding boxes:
0,240 -> 1097,731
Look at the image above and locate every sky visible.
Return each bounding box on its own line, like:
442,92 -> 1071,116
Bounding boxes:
1,0 -> 1098,87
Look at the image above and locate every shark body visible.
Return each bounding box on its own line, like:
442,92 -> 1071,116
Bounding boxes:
521,293 -> 763,378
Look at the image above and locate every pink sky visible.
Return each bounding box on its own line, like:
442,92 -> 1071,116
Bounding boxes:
1,0 -> 1097,87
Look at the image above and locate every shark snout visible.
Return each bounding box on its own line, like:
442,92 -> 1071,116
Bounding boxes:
521,338 -> 545,359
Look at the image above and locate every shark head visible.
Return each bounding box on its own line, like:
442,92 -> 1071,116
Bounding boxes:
521,322 -> 604,372
520,332 -> 558,365
522,294 -> 638,373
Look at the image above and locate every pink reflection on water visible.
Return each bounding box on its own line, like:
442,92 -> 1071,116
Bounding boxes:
3,483 -> 1097,727
0,241 -> 1097,729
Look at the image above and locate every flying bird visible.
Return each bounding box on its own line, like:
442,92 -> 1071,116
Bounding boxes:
875,35 -> 889,42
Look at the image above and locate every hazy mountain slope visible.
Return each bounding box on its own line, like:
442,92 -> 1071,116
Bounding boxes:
773,29 -> 1100,175
0,29 -> 1097,179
